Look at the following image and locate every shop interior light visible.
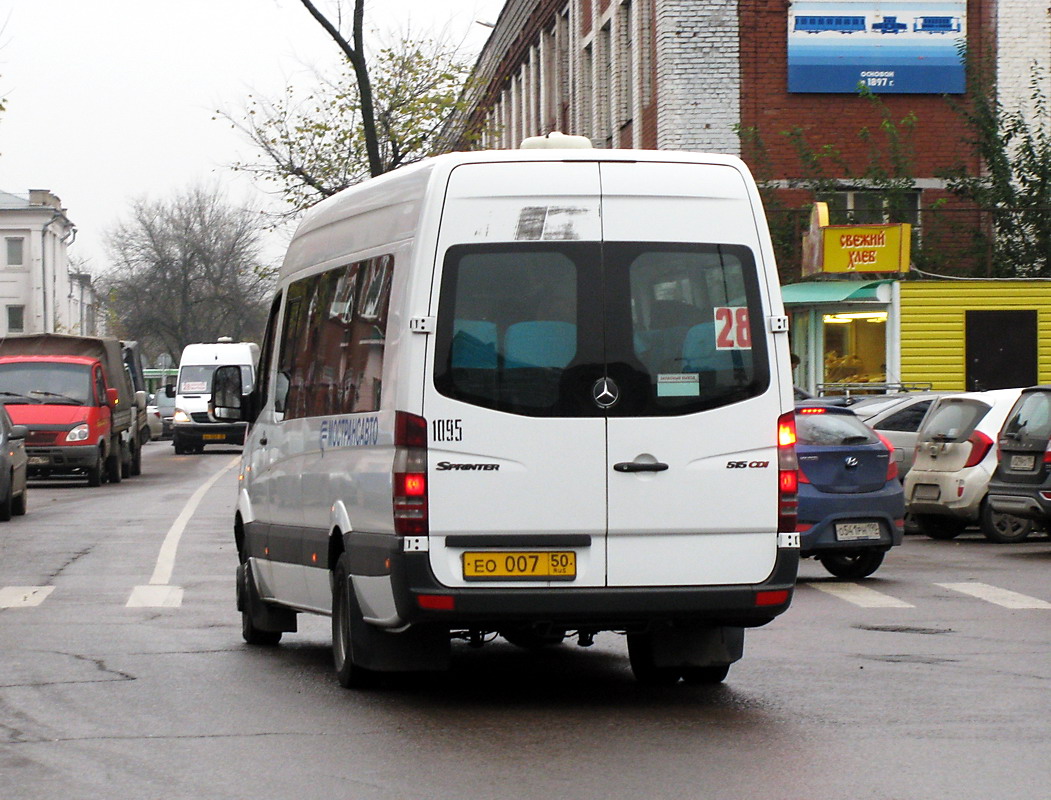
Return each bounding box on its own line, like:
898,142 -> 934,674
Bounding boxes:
822,311 -> 888,324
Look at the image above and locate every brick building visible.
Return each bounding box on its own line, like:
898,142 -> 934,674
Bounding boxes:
445,0 -> 1051,392
448,1 -> 1050,276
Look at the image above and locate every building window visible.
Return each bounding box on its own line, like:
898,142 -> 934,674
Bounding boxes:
818,190 -> 920,227
6,238 -> 24,267
7,305 -> 24,333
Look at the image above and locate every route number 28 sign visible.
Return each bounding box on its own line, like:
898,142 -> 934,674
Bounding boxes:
714,306 -> 752,350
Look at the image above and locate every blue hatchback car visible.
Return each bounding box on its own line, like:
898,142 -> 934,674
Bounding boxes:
795,403 -> 905,579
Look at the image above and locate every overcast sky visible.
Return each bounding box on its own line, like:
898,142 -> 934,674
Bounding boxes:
0,0 -> 502,271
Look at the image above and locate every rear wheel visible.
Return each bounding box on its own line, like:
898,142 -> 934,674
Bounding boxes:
332,553 -> 379,689
0,477 -> 12,522
818,549 -> 885,579
130,438 -> 142,476
980,502 -> 1033,544
681,664 -> 730,685
106,451 -> 122,483
238,562 -> 282,646
915,514 -> 967,540
627,634 -> 681,685
12,484 -> 27,516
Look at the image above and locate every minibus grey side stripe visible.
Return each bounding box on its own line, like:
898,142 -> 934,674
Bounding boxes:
444,534 -> 592,548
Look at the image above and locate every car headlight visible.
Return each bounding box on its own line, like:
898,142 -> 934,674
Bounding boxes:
65,424 -> 90,443
173,409 -> 192,423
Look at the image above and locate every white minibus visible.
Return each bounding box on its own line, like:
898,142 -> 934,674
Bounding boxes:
212,146 -> 800,687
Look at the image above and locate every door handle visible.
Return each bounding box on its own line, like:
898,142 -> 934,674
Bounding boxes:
614,461 -> 669,473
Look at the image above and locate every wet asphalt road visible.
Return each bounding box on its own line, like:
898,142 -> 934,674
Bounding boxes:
2,442 -> 1050,800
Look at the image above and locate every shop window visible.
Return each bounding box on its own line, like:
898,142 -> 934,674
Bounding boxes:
822,310 -> 887,387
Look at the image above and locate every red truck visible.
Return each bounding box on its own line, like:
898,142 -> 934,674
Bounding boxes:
0,334 -> 146,486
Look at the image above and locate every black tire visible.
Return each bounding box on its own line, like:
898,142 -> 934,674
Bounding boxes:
130,439 -> 142,476
12,485 -> 27,516
106,451 -> 122,484
332,553 -> 379,689
681,664 -> 730,685
980,502 -> 1033,544
86,452 -> 103,487
915,514 -> 967,540
173,438 -> 186,455
818,549 -> 886,580
0,478 -> 12,522
627,633 -> 681,685
239,562 -> 282,646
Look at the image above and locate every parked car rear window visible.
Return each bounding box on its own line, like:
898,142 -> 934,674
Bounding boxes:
920,399 -> 989,443
796,410 -> 878,446
1001,391 -> 1051,445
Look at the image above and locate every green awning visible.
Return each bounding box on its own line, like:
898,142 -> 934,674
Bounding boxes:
780,279 -> 892,305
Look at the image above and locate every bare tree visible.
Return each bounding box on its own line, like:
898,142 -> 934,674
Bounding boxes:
220,3 -> 475,217
99,185 -> 274,363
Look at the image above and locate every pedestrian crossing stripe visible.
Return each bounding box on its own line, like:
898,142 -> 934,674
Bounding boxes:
805,582 -> 915,608
0,586 -> 54,608
936,581 -> 1051,609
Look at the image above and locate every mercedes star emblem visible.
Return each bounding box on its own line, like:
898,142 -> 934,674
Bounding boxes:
592,377 -> 620,408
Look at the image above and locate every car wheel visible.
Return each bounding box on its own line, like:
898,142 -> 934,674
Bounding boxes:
130,440 -> 142,476
0,477 -> 12,522
627,633 -> 681,685
106,452 -> 122,483
12,485 -> 27,516
86,452 -> 103,487
979,502 -> 1033,544
681,664 -> 730,685
818,549 -> 885,580
914,514 -> 966,540
238,562 -> 282,646
332,553 -> 378,689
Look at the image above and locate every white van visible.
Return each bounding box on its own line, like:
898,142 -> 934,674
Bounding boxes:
211,148 -> 800,687
172,338 -> 258,454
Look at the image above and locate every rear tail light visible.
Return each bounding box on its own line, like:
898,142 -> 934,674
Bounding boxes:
777,411 -> 798,532
875,432 -> 898,480
393,411 -> 428,536
964,430 -> 993,468
1043,440 -> 1051,465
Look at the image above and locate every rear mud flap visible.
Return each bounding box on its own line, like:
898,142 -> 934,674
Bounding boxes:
647,624 -> 744,669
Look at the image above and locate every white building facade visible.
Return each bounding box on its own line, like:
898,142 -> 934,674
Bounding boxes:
0,190 -> 97,337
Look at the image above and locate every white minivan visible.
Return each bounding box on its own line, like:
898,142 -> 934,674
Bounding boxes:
211,147 -> 800,687
172,338 -> 257,454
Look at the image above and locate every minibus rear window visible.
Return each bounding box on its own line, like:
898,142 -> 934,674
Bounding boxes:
433,242 -> 769,417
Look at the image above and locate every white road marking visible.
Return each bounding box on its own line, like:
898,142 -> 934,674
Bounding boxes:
937,582 -> 1051,609
805,581 -> 915,608
127,456 -> 239,608
0,586 -> 55,608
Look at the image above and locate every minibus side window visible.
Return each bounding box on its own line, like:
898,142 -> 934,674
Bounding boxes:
276,255 -> 394,420
255,292 -> 282,413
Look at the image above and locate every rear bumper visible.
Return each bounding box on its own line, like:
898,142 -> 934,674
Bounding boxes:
905,470 -> 988,520
352,534 -> 800,631
987,490 -> 1051,521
